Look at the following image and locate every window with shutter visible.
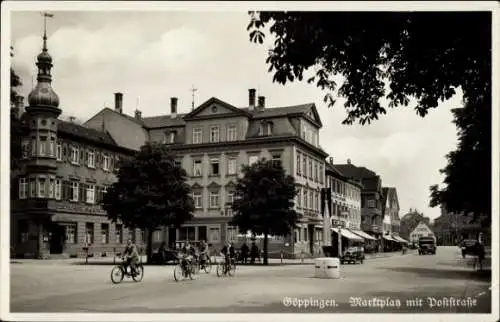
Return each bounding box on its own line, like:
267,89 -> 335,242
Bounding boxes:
110,154 -> 114,170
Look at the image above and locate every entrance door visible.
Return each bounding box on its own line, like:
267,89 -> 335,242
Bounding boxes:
49,223 -> 65,254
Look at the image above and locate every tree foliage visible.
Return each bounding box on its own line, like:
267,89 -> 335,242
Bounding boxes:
231,159 -> 300,265
102,142 -> 194,262
248,11 -> 491,220
10,46 -> 24,172
247,11 -> 490,125
429,93 -> 491,219
399,209 -> 429,241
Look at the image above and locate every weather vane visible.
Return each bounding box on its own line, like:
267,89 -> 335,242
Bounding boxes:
41,12 -> 54,49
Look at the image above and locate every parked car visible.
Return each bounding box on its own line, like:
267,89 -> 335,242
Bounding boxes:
151,248 -> 178,265
418,237 -> 436,255
460,239 -> 478,258
341,246 -> 365,264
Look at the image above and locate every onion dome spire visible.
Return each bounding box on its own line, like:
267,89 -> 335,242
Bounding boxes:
27,13 -> 60,111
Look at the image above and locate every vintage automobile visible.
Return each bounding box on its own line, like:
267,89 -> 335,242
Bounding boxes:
340,246 -> 365,264
150,248 -> 179,265
460,239 -> 478,258
418,237 -> 436,255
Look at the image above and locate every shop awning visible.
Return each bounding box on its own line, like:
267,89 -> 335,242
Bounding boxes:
392,235 -> 409,243
383,235 -> 396,241
332,228 -> 364,241
350,229 -> 377,241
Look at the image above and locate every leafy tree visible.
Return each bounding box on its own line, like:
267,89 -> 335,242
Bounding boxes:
399,209 -> 429,241
10,46 -> 24,172
102,142 -> 194,263
247,11 -> 491,221
429,95 -> 491,220
231,159 -> 300,265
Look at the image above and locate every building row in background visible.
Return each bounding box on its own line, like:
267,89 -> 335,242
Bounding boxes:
11,30 -> 406,259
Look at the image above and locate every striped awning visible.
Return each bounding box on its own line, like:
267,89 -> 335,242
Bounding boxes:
383,235 -> 396,241
331,228 -> 364,241
350,229 -> 377,241
392,235 -> 409,243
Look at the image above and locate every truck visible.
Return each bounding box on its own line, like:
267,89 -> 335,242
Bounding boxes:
418,236 -> 436,255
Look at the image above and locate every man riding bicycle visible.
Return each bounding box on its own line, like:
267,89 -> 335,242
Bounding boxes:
220,241 -> 236,271
122,239 -> 139,275
198,240 -> 209,264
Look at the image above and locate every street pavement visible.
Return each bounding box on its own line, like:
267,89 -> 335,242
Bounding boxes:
9,246 -> 492,313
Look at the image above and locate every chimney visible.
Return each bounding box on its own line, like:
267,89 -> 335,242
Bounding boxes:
114,92 -> 123,113
248,88 -> 256,109
69,116 -> 76,123
257,96 -> 265,110
347,158 -> 351,164
170,97 -> 178,118
134,109 -> 142,120
329,157 -> 333,165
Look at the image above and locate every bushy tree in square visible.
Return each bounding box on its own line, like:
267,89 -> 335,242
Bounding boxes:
102,142 -> 194,263
231,159 -> 300,265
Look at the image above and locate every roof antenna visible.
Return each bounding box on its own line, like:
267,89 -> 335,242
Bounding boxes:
190,85 -> 198,111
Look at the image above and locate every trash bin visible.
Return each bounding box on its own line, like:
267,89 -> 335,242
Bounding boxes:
314,257 -> 340,279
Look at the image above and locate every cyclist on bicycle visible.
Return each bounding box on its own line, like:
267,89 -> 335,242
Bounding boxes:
199,240 -> 209,264
220,241 -> 236,270
122,239 -> 139,275
180,241 -> 196,265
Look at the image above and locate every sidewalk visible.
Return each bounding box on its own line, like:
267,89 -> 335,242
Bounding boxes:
11,250 -> 411,266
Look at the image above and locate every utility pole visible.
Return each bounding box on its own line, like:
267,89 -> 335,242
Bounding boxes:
190,85 -> 197,111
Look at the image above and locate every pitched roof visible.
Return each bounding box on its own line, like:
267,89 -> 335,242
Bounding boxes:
141,114 -> 187,128
241,103 -> 314,118
57,120 -> 117,146
86,107 -> 145,127
333,164 -> 377,179
139,102 -> 319,129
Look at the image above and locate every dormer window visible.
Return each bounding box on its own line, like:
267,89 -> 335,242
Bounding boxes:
259,121 -> 273,136
164,131 -> 176,144
266,122 -> 273,135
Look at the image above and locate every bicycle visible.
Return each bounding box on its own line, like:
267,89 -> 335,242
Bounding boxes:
194,253 -> 212,274
110,258 -> 144,284
216,255 -> 236,277
173,255 -> 196,282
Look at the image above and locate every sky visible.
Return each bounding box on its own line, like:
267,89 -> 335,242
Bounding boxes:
9,10 -> 461,220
